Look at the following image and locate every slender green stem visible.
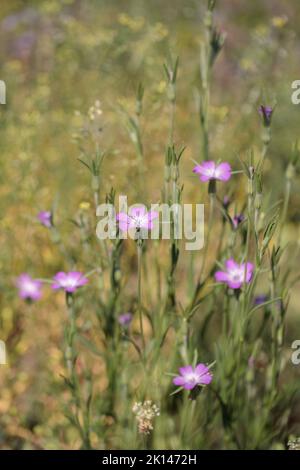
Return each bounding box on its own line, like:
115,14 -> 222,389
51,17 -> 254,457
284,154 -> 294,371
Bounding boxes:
169,99 -> 176,146
65,293 -> 91,449
190,193 -> 215,308
279,178 -> 291,242
137,243 -> 145,355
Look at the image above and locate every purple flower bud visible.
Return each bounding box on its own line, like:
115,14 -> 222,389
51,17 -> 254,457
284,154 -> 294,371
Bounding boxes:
118,313 -> 133,327
259,105 -> 273,127
232,214 -> 244,229
253,294 -> 268,305
222,195 -> 231,210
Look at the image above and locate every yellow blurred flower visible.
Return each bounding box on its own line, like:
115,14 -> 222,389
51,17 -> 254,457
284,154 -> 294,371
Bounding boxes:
39,0 -> 62,14
272,16 -> 288,28
240,58 -> 255,72
254,24 -> 268,38
118,13 -> 145,32
79,201 -> 91,210
156,80 -> 167,93
211,106 -> 229,121
151,22 -> 168,40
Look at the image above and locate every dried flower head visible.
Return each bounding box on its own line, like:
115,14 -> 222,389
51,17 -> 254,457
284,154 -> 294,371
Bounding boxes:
88,99 -> 103,121
132,400 -> 160,435
77,99 -> 104,145
288,438 -> 300,450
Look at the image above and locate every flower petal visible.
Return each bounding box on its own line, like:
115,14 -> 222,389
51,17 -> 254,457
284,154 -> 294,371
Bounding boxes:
241,262 -> 254,283
183,382 -> 197,390
227,280 -> 242,289
199,174 -> 212,182
199,372 -> 213,385
130,206 -> 146,218
193,161 -> 215,178
173,376 -> 186,386
215,162 -> 231,181
116,212 -> 130,222
195,363 -> 209,376
179,365 -> 193,376
147,211 -> 159,221
225,258 -> 238,271
215,271 -> 229,283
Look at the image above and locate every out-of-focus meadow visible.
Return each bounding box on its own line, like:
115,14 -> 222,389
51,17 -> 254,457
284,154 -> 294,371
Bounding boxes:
0,0 -> 300,450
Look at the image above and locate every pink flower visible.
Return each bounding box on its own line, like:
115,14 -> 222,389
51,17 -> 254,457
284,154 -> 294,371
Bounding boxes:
193,161 -> 231,182
38,211 -> 52,228
52,271 -> 88,293
116,206 -> 159,233
173,364 -> 213,390
16,274 -> 42,301
215,258 -> 254,289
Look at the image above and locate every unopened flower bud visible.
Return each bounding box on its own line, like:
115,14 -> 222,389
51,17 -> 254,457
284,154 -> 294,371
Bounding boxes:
286,163 -> 295,180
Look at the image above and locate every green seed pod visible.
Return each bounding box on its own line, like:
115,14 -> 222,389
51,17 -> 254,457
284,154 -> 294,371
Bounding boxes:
286,163 -> 295,180
208,179 -> 216,194
167,84 -> 176,103
114,268 -> 122,283
65,346 -> 73,362
261,127 -> 271,145
277,326 -> 283,346
92,175 -> 100,191
255,193 -> 263,211
136,101 -> 142,117
164,166 -> 171,182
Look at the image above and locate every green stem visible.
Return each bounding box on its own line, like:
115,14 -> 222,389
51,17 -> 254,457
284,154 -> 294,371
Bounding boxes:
279,178 -> 291,242
190,193 -> 215,308
65,293 -> 91,449
137,243 -> 145,355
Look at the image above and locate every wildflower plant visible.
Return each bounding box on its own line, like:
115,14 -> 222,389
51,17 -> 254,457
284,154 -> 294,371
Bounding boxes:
6,0 -> 300,452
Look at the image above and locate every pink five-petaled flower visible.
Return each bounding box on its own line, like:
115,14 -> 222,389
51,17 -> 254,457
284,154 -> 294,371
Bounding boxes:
116,206 -> 159,233
193,160 -> 231,182
38,211 -> 53,228
173,364 -> 213,390
215,258 -> 254,289
16,274 -> 42,301
52,271 -> 88,293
